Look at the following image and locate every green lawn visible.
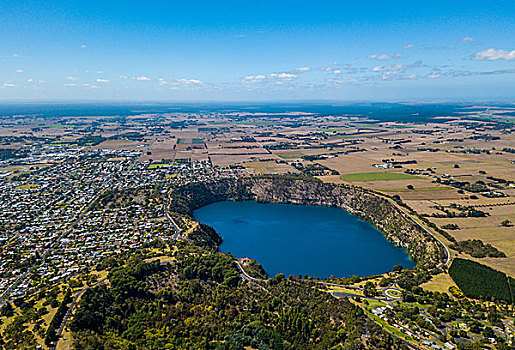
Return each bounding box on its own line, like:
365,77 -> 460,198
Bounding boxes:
15,183 -> 41,190
341,172 -> 421,182
148,163 -> 177,169
192,138 -> 205,144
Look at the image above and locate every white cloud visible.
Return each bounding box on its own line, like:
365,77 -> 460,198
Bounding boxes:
404,44 -> 416,48
177,78 -> 203,85
243,75 -> 267,82
269,73 -> 297,79
134,76 -> 151,81
295,66 -> 311,72
12,53 -> 20,58
1,83 -> 16,88
426,73 -> 442,79
80,45 -> 87,48
242,71 -> 298,83
327,77 -> 358,85
27,78 -> 45,83
96,79 -> 110,83
63,83 -> 95,87
319,67 -> 334,71
372,64 -> 405,72
65,76 -> 79,81
462,37 -> 474,42
368,53 -> 400,60
96,70 -> 104,74
332,70 -> 342,74
15,69 -> 24,73
472,48 -> 515,61
372,61 -> 423,73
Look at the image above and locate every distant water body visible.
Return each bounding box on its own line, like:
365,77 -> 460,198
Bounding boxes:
193,201 -> 414,278
0,102 -> 474,122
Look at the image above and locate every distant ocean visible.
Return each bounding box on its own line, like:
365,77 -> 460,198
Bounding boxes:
0,102 -> 512,122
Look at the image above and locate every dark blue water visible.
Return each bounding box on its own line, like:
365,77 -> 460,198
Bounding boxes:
0,102 -> 469,122
193,201 -> 414,278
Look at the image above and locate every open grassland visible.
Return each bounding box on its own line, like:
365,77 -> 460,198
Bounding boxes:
275,151 -> 305,159
389,189 -> 463,201
318,154 -> 378,175
420,272 -> 457,294
139,137 -> 176,161
243,160 -> 299,175
341,172 -> 421,182
93,139 -> 141,150
378,186 -> 452,192
324,285 -> 364,296
15,183 -> 41,190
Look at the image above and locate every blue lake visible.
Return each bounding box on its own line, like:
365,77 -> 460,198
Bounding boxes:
193,201 -> 414,278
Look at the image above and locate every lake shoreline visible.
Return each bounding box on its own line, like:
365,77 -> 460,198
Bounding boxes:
167,176 -> 448,274
194,200 -> 415,278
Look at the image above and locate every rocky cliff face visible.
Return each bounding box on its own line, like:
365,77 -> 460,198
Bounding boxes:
169,177 -> 447,269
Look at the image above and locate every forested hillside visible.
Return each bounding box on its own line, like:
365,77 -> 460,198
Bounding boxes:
70,243 -> 408,349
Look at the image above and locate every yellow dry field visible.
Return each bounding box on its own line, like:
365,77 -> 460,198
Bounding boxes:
210,153 -> 273,167
93,139 -> 141,150
317,154 -> 379,175
351,178 -> 438,190
139,138 -> 177,161
273,150 -> 306,159
208,147 -> 270,156
243,160 -> 299,175
174,149 -> 209,162
414,152 -> 514,180
388,189 -> 463,201
420,273 -> 457,294
2,164 -> 50,172
432,211 -> 515,276
404,200 -> 442,216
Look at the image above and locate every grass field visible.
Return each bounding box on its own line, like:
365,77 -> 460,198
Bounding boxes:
420,272 -> 457,293
276,151 -> 305,159
243,160 -> 299,175
192,138 -> 204,144
147,163 -> 177,169
325,285 -> 364,295
377,187 -> 452,192
15,183 -> 41,190
341,172 -> 421,182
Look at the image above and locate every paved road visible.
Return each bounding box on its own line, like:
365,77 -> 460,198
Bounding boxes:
318,281 -> 363,291
164,191 -> 184,241
386,198 -> 450,268
51,278 -> 107,350
235,261 -> 267,283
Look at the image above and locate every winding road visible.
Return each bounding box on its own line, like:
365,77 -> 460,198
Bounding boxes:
386,198 -> 450,268
235,260 -> 267,283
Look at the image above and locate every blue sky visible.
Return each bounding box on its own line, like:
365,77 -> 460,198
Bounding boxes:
0,0 -> 514,101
